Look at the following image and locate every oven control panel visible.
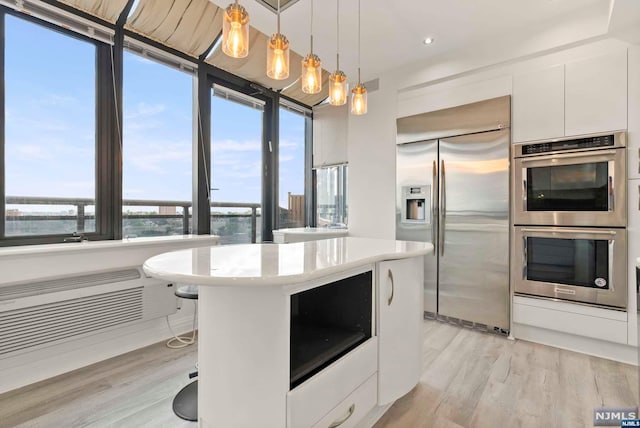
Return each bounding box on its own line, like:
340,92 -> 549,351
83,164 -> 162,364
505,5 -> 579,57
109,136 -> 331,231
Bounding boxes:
521,135 -> 615,155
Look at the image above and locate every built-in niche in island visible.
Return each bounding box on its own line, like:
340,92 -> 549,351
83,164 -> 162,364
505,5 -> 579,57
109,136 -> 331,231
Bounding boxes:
289,271 -> 373,389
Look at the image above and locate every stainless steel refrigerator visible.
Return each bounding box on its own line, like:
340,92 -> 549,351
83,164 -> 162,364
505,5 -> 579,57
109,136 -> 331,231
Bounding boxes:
395,96 -> 510,331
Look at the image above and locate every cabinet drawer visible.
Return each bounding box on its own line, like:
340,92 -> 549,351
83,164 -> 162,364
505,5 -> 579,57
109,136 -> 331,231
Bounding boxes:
312,374 -> 377,428
287,338 -> 377,428
513,298 -> 627,344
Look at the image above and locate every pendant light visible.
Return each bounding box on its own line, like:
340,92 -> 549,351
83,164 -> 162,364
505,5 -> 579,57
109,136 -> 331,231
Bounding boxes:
301,0 -> 322,94
222,0 -> 250,58
351,0 -> 367,115
267,0 -> 290,80
328,0 -> 347,106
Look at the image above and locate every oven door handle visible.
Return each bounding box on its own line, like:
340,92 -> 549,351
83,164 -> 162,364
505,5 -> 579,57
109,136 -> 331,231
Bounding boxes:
518,149 -> 618,163
520,228 -> 616,236
608,161 -> 615,212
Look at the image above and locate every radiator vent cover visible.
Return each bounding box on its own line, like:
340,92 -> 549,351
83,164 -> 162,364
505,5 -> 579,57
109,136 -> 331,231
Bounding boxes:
0,288 -> 144,356
0,268 -> 141,301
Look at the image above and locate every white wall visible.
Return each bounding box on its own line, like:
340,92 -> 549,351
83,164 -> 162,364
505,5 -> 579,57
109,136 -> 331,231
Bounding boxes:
346,81 -> 397,240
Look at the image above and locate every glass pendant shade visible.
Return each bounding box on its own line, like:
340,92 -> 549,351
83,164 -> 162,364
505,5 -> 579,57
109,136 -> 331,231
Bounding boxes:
328,70 -> 348,105
301,54 -> 322,94
267,33 -> 290,80
351,83 -> 367,115
222,1 -> 249,58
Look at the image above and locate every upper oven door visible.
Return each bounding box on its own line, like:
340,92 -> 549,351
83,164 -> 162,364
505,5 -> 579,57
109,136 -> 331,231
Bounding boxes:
513,148 -> 626,227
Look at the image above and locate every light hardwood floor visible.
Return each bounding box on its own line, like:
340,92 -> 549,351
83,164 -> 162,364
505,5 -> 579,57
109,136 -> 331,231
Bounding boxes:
0,320 -> 636,428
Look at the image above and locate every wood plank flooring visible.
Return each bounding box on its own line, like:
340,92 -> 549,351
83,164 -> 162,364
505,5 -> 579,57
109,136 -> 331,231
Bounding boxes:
0,320 -> 636,428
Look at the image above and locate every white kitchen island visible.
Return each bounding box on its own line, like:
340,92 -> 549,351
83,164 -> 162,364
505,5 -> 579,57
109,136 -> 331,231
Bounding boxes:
143,237 -> 432,428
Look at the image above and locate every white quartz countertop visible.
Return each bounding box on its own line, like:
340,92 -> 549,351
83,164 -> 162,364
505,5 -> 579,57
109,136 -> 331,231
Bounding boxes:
143,237 -> 433,287
272,227 -> 348,235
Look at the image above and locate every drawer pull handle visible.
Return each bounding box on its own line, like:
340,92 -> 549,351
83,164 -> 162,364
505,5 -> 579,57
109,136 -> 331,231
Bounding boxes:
328,404 -> 355,428
387,270 -> 395,306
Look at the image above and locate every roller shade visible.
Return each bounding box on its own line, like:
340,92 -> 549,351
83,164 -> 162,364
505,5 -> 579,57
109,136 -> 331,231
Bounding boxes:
57,0 -> 129,23
125,0 -> 222,57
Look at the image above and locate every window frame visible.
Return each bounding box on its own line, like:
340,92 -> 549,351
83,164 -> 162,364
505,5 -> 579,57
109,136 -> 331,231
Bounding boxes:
0,7 -> 118,246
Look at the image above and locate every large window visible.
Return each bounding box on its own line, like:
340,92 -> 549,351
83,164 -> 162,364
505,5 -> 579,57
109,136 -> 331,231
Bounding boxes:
210,88 -> 263,244
122,49 -> 194,238
0,5 -> 314,247
279,107 -> 307,229
4,14 -> 97,237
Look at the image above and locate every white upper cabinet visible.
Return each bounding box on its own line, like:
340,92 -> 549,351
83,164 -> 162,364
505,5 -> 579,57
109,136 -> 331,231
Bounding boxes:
312,103 -> 348,167
565,50 -> 628,136
377,257 -> 423,405
512,65 -> 565,143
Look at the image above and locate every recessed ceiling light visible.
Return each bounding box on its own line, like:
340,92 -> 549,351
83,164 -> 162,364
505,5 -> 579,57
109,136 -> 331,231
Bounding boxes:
422,37 -> 434,45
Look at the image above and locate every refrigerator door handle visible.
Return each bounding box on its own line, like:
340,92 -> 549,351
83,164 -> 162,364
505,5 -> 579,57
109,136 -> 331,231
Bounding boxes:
439,160 -> 446,256
431,160 -> 437,252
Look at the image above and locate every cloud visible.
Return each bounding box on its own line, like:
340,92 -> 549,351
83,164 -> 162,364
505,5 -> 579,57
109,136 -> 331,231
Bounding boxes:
125,139 -> 191,173
7,144 -> 53,161
125,102 -> 167,120
279,155 -> 295,163
39,93 -> 78,107
279,139 -> 301,149
213,139 -> 261,153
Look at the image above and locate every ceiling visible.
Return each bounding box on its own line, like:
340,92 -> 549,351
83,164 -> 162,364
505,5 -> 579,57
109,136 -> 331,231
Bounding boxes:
207,0 -> 616,85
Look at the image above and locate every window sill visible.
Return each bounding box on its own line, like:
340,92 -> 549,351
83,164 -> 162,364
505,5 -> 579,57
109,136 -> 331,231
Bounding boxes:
0,235 -> 219,258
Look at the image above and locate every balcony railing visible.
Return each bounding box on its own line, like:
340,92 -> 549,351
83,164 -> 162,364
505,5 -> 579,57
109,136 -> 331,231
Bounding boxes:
5,196 -> 262,244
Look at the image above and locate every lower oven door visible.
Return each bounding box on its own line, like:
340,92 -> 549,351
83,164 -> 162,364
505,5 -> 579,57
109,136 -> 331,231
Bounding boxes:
513,226 -> 627,309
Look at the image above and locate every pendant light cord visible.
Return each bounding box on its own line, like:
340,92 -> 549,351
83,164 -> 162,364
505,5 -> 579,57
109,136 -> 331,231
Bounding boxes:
336,0 -> 340,70
357,0 -> 361,84
310,0 -> 314,54
277,0 -> 281,34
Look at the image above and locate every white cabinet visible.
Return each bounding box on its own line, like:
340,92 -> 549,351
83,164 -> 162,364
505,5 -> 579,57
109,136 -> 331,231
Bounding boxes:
628,178 -> 640,345
312,103 -> 348,167
512,65 -> 565,143
377,257 -> 423,405
628,46 -> 640,179
565,50 -> 628,136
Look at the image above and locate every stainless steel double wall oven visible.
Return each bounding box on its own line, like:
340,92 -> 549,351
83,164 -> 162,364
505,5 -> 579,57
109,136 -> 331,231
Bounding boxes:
512,131 -> 627,309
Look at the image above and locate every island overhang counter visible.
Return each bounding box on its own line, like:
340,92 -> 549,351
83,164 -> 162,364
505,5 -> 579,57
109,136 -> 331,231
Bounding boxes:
143,237 -> 433,428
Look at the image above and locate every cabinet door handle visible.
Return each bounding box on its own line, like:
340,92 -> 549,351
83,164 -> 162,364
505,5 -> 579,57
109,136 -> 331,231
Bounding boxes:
387,269 -> 395,306
328,404 -> 355,428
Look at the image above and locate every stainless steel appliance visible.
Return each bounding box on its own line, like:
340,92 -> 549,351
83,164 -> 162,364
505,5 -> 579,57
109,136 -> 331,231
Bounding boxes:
396,96 -> 510,331
513,226 -> 627,309
513,132 -> 627,227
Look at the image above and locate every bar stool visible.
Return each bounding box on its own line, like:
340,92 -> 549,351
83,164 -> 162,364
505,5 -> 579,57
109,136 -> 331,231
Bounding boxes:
169,285 -> 198,422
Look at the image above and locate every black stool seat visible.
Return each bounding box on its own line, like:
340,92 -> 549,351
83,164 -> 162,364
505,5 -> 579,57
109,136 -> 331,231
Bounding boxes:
173,380 -> 198,421
175,285 -> 198,300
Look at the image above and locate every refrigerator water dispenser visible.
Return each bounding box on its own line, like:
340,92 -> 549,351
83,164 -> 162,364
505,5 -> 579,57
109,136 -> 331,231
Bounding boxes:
402,185 -> 430,223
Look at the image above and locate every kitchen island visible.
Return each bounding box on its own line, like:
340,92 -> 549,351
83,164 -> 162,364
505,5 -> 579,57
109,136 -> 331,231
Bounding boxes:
143,237 -> 432,427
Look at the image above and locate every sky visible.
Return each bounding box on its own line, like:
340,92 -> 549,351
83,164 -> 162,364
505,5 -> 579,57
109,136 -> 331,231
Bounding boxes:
4,13 -> 306,213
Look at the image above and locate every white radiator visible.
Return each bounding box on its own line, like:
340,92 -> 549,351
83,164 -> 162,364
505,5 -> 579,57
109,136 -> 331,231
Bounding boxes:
0,267 -> 177,358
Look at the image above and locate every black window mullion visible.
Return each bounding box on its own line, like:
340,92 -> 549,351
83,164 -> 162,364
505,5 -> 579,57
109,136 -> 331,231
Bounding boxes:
263,96 -> 279,241
304,115 -> 314,227
192,68 -> 212,235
